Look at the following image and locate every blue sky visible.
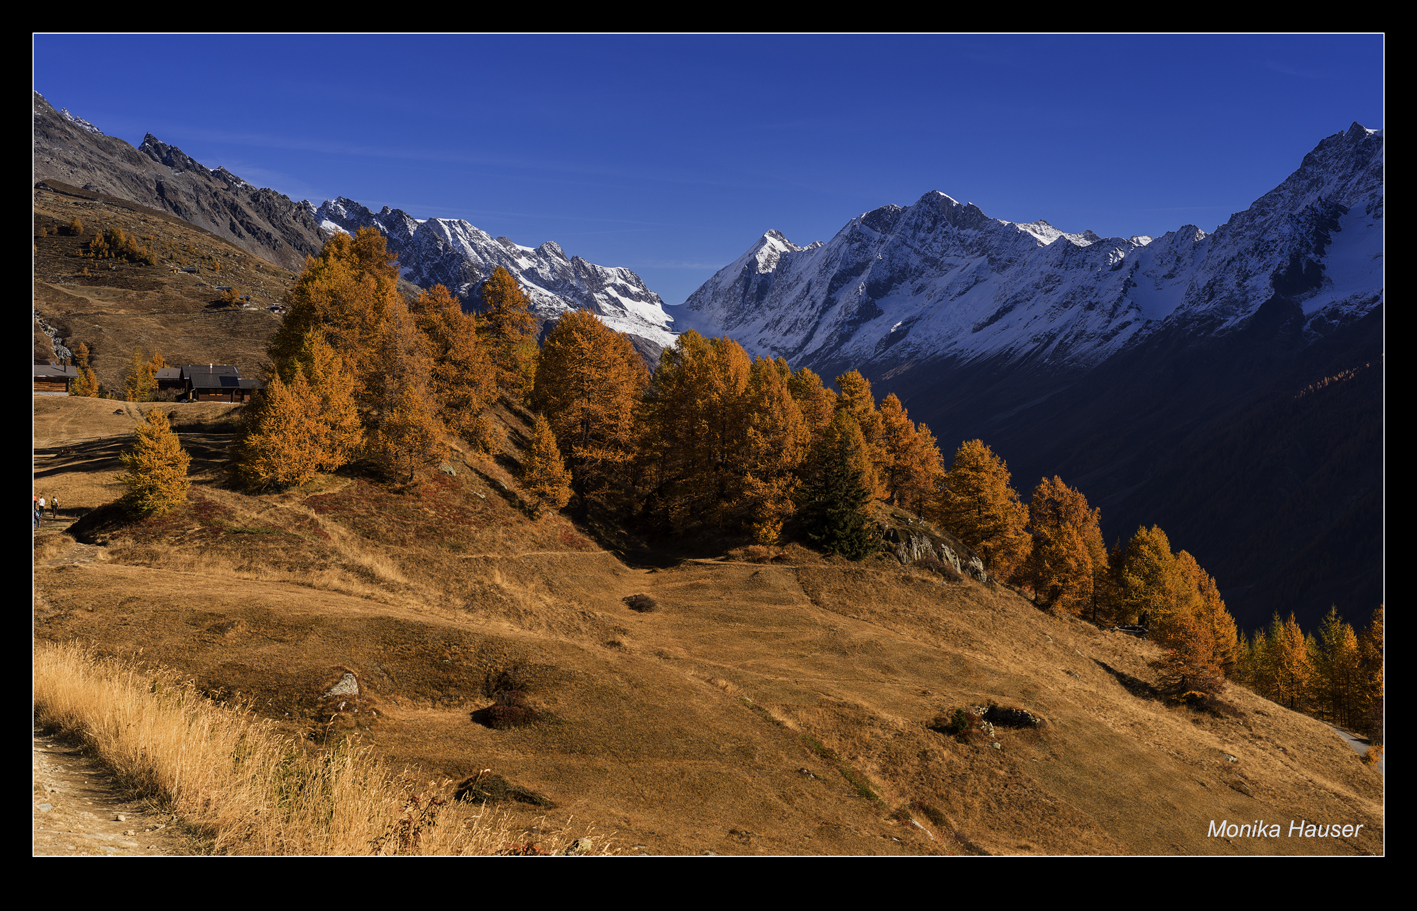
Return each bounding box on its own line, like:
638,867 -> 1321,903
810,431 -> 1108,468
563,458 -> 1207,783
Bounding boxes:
33,34 -> 1384,308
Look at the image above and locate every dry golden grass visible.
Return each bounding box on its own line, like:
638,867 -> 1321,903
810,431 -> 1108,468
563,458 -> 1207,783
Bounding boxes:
34,397 -> 1383,855
32,640 -> 608,855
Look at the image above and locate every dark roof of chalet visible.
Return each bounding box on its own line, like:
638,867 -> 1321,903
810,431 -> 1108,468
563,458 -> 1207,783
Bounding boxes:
155,367 -> 182,381
182,364 -> 241,380
34,365 -> 78,379
189,374 -> 260,392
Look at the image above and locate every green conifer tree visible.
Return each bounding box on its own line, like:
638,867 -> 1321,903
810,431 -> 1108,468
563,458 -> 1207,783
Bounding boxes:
799,412 -> 876,559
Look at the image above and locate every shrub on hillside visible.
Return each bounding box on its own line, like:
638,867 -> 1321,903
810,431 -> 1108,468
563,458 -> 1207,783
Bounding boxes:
475,662 -> 544,729
118,409 -> 191,517
623,594 -> 657,613
929,708 -> 985,741
475,690 -> 542,730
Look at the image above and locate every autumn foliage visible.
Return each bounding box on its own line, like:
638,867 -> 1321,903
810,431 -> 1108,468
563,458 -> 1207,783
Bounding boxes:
934,440 -> 1030,579
519,414 -> 573,518
531,310 -> 646,518
239,333 -> 364,490
242,230 -> 486,487
478,266 -> 539,403
1019,476 -> 1107,617
228,234 -> 1378,734
119,409 -> 191,517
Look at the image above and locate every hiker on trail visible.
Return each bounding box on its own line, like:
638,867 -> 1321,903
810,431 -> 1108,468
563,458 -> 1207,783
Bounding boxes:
51,495 -> 59,519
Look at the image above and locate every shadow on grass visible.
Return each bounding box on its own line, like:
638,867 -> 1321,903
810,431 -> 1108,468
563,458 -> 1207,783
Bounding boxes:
1093,659 -> 1163,702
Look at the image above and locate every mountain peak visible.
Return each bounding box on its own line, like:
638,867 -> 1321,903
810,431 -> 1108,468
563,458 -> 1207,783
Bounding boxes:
681,123 -> 1381,371
138,134 -> 211,176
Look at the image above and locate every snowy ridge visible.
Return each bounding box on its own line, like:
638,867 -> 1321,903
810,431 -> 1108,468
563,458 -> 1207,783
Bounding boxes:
58,107 -> 104,135
678,124 -> 1383,372
315,199 -> 675,349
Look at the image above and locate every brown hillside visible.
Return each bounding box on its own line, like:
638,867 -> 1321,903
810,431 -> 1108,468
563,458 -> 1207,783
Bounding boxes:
33,184 -> 298,393
32,396 -> 1382,855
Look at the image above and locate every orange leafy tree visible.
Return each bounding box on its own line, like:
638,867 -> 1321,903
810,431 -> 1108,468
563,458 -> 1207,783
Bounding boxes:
833,370 -> 886,500
122,348 -> 159,402
478,266 -> 539,404
411,284 -> 497,450
933,439 -> 1030,580
118,409 -> 191,516
1019,476 -> 1107,617
877,394 -> 944,517
739,356 -> 811,544
531,310 -> 647,519
268,227 -> 400,386
1116,525 -> 1237,698
636,331 -> 753,533
239,333 -> 364,491
519,414 -> 573,518
365,295 -> 447,482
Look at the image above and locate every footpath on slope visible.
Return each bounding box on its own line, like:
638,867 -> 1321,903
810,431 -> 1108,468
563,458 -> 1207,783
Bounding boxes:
33,726 -> 198,856
34,525 -> 197,856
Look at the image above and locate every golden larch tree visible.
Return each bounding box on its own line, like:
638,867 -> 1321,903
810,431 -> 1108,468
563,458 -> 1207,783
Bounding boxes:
1116,525 -> 1187,628
834,370 -> 887,499
739,356 -> 811,543
237,370 -> 326,490
637,331 -> 753,532
268,227 -> 400,387
239,333 -> 364,491
531,310 -> 647,518
519,413 -> 573,518
1265,612 -> 1315,711
122,348 -> 158,402
364,295 -> 447,482
787,366 -> 837,444
118,409 -> 191,516
478,266 -> 539,403
1020,476 -> 1108,617
934,439 -> 1030,579
1357,606 -> 1384,742
1312,605 -> 1362,728
412,284 -> 497,449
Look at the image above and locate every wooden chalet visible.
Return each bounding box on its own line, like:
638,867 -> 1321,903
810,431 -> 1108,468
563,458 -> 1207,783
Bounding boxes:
182,364 -> 260,403
34,364 -> 78,394
155,367 -> 184,393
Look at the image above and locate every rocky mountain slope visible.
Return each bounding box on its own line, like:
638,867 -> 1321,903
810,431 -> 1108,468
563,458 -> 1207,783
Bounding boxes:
679,124 -> 1384,632
32,396 -> 1384,856
681,123 -> 1382,373
314,198 -> 675,358
33,90 -> 676,359
33,92 -> 328,272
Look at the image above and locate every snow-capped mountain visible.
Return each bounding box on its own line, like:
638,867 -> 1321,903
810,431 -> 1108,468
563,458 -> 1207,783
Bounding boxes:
33,90 -> 676,354
314,198 -> 675,354
681,123 -> 1382,375
680,123 -> 1382,632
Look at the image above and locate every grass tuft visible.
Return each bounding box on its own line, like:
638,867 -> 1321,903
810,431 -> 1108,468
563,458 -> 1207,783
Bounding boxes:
623,593 -> 657,613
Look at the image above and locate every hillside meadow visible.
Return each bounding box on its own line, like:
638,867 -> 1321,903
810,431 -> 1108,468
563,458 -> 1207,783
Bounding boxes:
32,396 -> 1382,855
